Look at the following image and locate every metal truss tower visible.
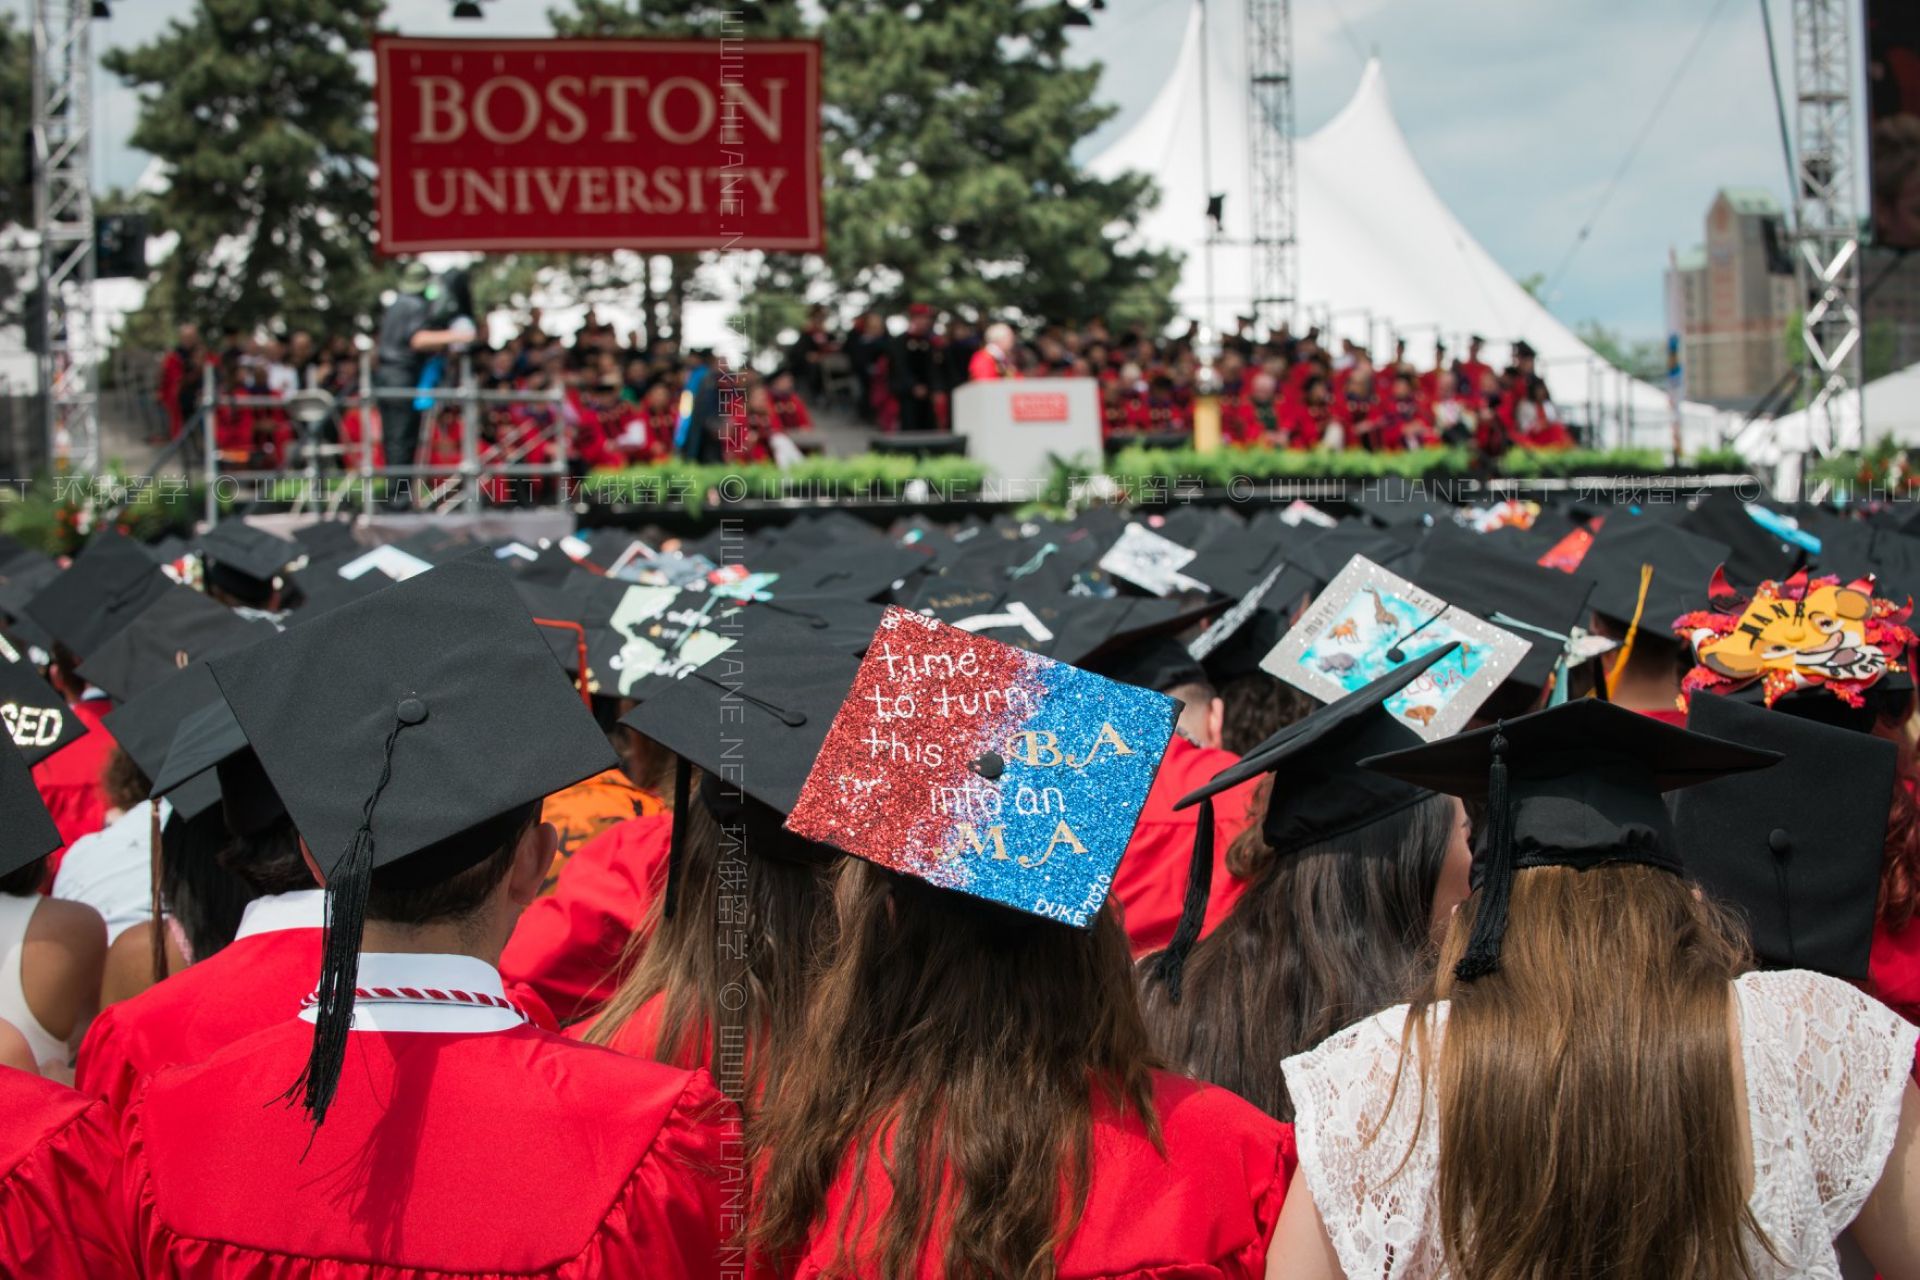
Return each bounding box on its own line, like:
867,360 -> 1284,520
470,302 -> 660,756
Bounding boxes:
1790,0 -> 1862,465
32,0 -> 99,474
1246,0 -> 1296,333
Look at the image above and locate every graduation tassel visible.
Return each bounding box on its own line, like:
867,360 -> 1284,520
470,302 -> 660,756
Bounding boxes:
1149,797 -> 1215,1005
663,755 -> 692,920
1455,726 -> 1514,982
148,801 -> 168,985
1603,564 -> 1654,701
287,714 -> 409,1130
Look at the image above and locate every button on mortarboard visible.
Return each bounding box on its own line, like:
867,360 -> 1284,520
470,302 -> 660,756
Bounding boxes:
1676,693 -> 1892,980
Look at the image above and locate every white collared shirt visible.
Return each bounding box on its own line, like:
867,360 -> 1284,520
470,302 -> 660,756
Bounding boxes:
233,889 -> 326,941
298,952 -> 525,1034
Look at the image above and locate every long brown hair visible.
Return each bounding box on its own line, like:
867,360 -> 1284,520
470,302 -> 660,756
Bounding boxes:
1414,864 -> 1764,1280
1140,786 -> 1456,1121
750,861 -> 1162,1280
584,790 -> 836,1102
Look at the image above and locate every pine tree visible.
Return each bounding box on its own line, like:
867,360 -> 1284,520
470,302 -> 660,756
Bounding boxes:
816,0 -> 1178,328
102,0 -> 388,337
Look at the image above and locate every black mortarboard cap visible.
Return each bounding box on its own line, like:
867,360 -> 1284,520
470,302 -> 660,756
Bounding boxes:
743,594 -> 886,657
0,556 -> 61,650
0,640 -> 87,766
1347,483 -> 1457,530
1678,494 -> 1803,585
1195,565 -> 1317,686
286,561 -> 399,623
0,533 -> 40,573
1182,535 -> 1287,600
1286,522 -> 1414,587
1084,635 -> 1209,693
0,738 -> 61,878
208,557 -> 616,1124
1676,693 -> 1892,980
149,699 -> 249,822
197,520 -> 305,586
100,662 -> 226,783
78,587 -> 270,702
1362,699 -> 1780,980
1410,527 -> 1598,692
1579,517 -> 1731,632
771,542 -> 932,601
24,532 -> 176,659
288,519 -> 362,564
1146,644 -> 1460,1003
620,613 -> 861,917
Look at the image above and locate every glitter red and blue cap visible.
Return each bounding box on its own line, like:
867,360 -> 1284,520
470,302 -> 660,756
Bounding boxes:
785,606 -> 1178,927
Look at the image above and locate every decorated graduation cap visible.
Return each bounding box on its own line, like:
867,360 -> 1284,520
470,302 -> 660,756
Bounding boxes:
207,557 -> 616,1125
1675,693 -> 1893,980
1148,643 -> 1461,1002
78,586 -> 271,702
619,612 -> 864,917
1675,567 -> 1917,709
1409,528 -> 1604,695
24,531 -> 176,659
1362,699 -> 1780,980
0,737 -> 62,879
196,520 -> 306,604
0,633 -> 85,766
783,606 -> 1178,928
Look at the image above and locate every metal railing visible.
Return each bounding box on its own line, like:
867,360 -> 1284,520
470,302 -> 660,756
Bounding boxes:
192,354 -> 571,523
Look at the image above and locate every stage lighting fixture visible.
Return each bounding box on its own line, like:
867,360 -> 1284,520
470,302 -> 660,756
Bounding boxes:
452,1 -> 484,17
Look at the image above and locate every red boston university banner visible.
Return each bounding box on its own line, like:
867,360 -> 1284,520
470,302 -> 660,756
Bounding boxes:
374,37 -> 821,254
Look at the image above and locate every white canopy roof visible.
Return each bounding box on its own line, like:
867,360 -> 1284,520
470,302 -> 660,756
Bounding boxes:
1088,6 -> 1726,450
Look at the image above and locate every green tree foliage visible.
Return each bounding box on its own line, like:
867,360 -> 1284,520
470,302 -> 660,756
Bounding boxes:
815,0 -> 1177,325
102,0 -> 391,338
551,0 -> 1176,333
1575,319 -> 1666,383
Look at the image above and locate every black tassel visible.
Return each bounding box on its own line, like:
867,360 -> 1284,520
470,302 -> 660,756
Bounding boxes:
1455,726 -> 1514,982
663,756 -> 692,920
285,716 -> 405,1130
1149,797 -> 1215,1005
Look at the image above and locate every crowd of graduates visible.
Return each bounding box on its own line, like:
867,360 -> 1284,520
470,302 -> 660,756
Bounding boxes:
154,292 -> 1574,489
6,474 -> 1920,1274
803,304 -> 1577,453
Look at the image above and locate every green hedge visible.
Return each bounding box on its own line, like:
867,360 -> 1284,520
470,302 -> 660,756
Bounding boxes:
579,455 -> 993,514
0,471 -> 207,555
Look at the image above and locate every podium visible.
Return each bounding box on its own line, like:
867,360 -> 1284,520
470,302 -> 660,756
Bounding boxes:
951,377 -> 1101,492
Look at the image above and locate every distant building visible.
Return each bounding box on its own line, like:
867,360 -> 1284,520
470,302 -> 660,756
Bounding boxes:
1666,188 -> 1797,409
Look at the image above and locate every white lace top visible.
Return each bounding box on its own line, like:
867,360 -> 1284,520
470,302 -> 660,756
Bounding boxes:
1282,970 -> 1917,1279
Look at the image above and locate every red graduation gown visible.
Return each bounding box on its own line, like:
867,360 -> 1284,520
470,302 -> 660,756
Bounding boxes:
78,903 -> 324,1117
502,812 -> 673,1022
1870,916 -> 1920,1027
786,1071 -> 1294,1279
1114,736 -> 1263,957
0,1066 -> 126,1277
33,693 -> 116,867
118,1018 -> 736,1278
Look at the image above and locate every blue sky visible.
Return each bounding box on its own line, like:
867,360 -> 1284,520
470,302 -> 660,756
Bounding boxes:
24,0 -> 1805,341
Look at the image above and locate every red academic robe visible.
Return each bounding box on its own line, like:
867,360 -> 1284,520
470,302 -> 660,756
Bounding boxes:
0,1067 -> 126,1277
501,812 -> 674,1023
1869,916 -> 1920,1026
33,692 -> 116,868
116,1018 -> 736,1278
77,914 -> 323,1117
780,1071 -> 1294,1279
1113,736 -> 1263,957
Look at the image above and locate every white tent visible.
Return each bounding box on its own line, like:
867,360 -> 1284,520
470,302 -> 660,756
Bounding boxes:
1736,361 -> 1920,495
1088,5 -> 1728,452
